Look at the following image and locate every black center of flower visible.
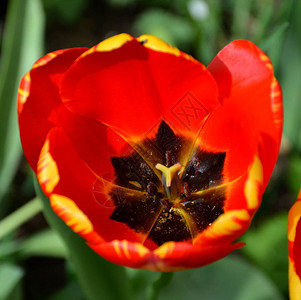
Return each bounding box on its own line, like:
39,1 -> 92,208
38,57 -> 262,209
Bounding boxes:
109,121 -> 226,246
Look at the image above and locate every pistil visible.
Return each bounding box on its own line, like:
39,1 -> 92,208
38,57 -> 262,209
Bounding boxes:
156,162 -> 182,201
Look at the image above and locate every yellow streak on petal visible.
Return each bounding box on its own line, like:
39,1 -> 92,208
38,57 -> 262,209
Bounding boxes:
50,194 -> 93,235
289,259 -> 301,300
266,63 -> 273,70
17,73 -> 31,113
288,200 -> 301,241
244,156 -> 263,210
271,91 -> 281,97
82,33 -> 133,57
37,140 -> 59,194
113,240 -> 122,258
33,52 -> 57,68
197,210 -> 250,242
260,54 -> 269,62
122,240 -> 131,260
259,53 -> 274,71
154,241 -> 175,259
135,243 -> 149,257
270,77 -> 283,131
137,34 -> 181,57
18,88 -> 29,97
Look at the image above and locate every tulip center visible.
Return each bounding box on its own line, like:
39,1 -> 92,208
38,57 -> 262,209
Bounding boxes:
105,121 -> 226,246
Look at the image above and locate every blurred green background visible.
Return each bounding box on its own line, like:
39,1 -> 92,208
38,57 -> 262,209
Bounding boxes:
0,0 -> 300,299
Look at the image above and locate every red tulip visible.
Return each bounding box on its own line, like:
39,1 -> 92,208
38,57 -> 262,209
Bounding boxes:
18,34 -> 282,271
288,190 -> 301,299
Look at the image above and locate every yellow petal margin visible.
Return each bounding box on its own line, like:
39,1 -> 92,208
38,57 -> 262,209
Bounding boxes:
137,34 -> 201,65
137,35 -> 181,57
81,33 -> 134,58
79,33 -> 200,67
37,139 -> 59,194
288,190 -> 301,300
50,194 -> 94,236
244,155 -> 263,210
196,209 -> 250,244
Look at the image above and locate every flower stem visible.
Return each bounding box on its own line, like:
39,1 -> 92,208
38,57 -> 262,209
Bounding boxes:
0,197 -> 41,240
148,272 -> 174,300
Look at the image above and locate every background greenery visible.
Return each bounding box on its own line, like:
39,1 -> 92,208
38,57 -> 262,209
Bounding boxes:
0,0 -> 300,299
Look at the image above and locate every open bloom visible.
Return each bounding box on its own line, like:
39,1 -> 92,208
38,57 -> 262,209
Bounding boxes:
288,190 -> 301,299
18,34 -> 282,271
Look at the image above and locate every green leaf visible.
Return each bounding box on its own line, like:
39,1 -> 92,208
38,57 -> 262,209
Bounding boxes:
258,22 -> 289,70
34,178 -> 132,300
0,0 -> 44,208
157,255 -> 284,300
147,272 -> 174,300
287,154 -> 301,195
278,0 -> 301,150
42,0 -> 87,25
231,0 -> 253,38
47,280 -> 84,300
20,229 -> 68,259
0,263 -> 23,300
241,213 -> 288,295
0,240 -> 20,261
0,198 -> 41,240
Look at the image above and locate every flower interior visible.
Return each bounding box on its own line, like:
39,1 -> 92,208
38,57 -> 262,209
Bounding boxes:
94,120 -> 227,247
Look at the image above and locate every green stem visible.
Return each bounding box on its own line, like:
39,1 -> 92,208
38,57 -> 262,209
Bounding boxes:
0,197 -> 41,239
148,272 -> 174,300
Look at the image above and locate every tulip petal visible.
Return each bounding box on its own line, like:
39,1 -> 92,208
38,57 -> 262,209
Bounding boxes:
37,127 -> 142,243
288,190 -> 301,300
90,238 -> 242,271
18,48 -> 88,170
61,34 -> 220,139
204,40 -> 282,187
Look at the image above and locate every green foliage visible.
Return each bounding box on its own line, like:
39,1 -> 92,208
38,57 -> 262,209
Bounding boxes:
287,155 -> 301,196
132,8 -> 194,48
42,0 -> 87,25
158,255 -> 284,300
20,229 -> 67,259
0,263 -> 23,300
0,0 -> 44,212
241,213 -> 288,295
47,280 -> 84,300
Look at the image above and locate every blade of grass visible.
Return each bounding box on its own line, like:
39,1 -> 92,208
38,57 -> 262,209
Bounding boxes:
0,0 -> 44,209
0,198 -> 41,240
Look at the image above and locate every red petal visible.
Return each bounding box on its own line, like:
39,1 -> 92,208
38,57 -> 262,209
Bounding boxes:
38,127 -> 141,243
61,35 -> 219,139
294,218 -> 301,280
151,240 -> 243,271
18,48 -> 88,170
203,40 -> 282,187
90,239 -> 242,271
